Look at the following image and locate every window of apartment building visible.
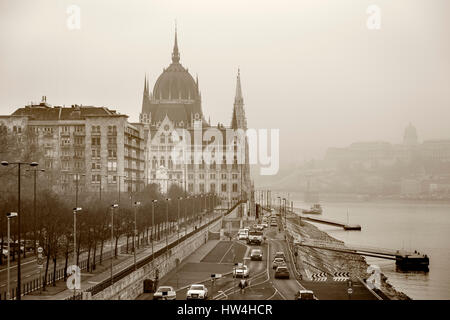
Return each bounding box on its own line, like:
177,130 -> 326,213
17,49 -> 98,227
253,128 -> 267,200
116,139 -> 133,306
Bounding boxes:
199,159 -> 205,170
92,162 -> 101,170
45,160 -> 53,169
62,149 -> 71,157
45,149 -> 53,157
168,157 -> 173,169
210,183 -> 216,193
210,173 -> 216,179
61,138 -> 71,145
91,149 -> 100,159
188,183 -> 194,192
62,161 -> 70,170
91,174 -> 100,183
221,173 -> 227,179
75,125 -> 84,133
108,175 -> 117,184
221,183 -> 227,192
108,149 -> 117,158
108,136 -> 117,145
188,174 -> 194,180
152,157 -> 158,167
92,137 -> 100,146
75,137 -> 84,145
62,126 -> 70,133
199,183 -> 205,193
107,161 -> 117,171
160,156 -> 165,166
91,125 -> 100,134
210,162 -> 216,170
75,161 -> 84,170
132,161 -> 136,170
108,125 -> 117,134
232,183 -> 238,193
199,173 -> 204,180
232,173 -> 238,180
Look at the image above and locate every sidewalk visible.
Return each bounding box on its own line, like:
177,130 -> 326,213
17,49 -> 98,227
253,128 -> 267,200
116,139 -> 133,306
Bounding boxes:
23,211 -> 221,300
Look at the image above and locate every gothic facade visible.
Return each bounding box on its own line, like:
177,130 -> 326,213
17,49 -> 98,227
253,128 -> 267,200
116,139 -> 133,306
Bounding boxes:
138,30 -> 252,205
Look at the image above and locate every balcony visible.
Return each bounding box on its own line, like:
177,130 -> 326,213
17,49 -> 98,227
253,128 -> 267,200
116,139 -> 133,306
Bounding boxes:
60,131 -> 70,137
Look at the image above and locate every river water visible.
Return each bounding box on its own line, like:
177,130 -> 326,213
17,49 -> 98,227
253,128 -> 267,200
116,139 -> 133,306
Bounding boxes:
278,193 -> 450,300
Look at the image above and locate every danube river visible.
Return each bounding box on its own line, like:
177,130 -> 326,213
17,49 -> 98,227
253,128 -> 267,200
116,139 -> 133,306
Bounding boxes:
282,193 -> 450,300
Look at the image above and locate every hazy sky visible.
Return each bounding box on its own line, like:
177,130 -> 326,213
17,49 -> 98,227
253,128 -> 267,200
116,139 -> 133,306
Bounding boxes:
1,0 -> 449,170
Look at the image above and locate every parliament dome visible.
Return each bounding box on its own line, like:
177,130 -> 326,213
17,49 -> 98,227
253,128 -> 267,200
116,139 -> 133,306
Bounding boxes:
152,29 -> 199,101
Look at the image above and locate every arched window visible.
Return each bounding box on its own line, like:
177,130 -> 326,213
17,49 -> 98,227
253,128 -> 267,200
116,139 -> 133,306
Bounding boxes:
152,156 -> 158,168
160,134 -> 165,144
168,156 -> 173,169
160,156 -> 165,167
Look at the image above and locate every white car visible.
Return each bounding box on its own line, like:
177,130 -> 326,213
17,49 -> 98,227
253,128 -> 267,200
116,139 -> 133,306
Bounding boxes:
186,284 -> 208,300
233,264 -> 249,278
261,222 -> 268,228
153,286 -> 176,300
238,232 -> 248,240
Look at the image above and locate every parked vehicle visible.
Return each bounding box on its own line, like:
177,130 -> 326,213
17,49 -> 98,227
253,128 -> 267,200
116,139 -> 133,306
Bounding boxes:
250,249 -> 263,261
295,290 -> 317,300
186,284 -> 208,300
153,286 -> 176,300
274,266 -> 290,279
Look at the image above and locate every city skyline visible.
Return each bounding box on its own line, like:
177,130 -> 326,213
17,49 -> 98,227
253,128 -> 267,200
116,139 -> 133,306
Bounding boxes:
1,0 -> 450,169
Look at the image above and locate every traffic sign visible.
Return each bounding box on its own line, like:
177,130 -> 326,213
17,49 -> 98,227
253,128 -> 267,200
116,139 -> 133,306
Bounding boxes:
348,288 -> 353,295
37,247 -> 43,253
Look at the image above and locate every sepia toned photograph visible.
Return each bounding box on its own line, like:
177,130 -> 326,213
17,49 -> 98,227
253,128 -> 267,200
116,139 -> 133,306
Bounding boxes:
0,0 -> 449,310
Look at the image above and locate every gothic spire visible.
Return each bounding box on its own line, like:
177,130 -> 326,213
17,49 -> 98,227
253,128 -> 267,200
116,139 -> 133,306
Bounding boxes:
172,23 -> 180,63
144,74 -> 147,95
234,68 -> 243,104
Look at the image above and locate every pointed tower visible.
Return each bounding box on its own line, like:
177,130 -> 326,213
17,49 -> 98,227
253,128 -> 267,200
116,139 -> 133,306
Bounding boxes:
231,68 -> 247,130
172,24 -> 180,63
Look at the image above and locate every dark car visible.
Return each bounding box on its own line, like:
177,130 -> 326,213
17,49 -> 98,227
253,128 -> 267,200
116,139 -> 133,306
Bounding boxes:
250,249 -> 263,261
274,266 -> 290,279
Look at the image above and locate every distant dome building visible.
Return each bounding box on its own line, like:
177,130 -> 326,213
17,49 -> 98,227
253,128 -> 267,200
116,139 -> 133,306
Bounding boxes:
403,123 -> 418,146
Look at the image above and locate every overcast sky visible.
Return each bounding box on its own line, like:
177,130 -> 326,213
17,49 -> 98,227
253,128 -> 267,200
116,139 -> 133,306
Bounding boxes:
1,0 -> 449,172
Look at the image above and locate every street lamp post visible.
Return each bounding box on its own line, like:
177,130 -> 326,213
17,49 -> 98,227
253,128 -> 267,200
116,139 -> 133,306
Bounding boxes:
282,198 -> 287,227
110,204 -> 119,286
133,201 -> 140,270
6,212 -> 17,300
165,198 -> 170,265
1,160 -> 38,300
177,197 -> 182,244
26,168 -> 45,255
151,200 -> 157,264
72,207 -> 82,298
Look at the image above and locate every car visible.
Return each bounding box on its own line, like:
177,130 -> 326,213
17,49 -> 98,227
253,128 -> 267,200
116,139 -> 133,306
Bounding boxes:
274,251 -> 286,261
261,222 -> 268,228
274,266 -> 290,279
153,286 -> 176,300
233,264 -> 249,278
272,257 -> 285,269
295,290 -> 317,300
250,249 -> 263,261
186,284 -> 208,300
255,224 -> 264,231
